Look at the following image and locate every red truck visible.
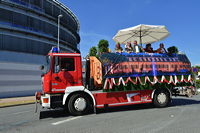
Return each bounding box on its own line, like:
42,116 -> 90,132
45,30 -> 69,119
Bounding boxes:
36,51 -> 194,116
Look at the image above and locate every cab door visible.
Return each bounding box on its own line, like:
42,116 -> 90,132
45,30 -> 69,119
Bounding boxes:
51,56 -> 78,92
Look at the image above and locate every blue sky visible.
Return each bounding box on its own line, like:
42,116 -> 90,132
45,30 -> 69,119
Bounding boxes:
61,0 -> 200,65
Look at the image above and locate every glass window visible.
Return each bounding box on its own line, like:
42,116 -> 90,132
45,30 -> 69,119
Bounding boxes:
1,34 -> 52,55
52,25 -> 57,38
33,19 -> 40,31
44,0 -> 52,16
45,55 -> 51,73
30,0 -> 41,7
2,35 -> 6,50
18,38 -> 26,52
59,57 -> 75,71
40,20 -> 45,33
21,0 -> 29,4
44,23 -> 53,35
13,13 -> 27,27
60,29 -> 64,41
0,9 -> 13,23
26,39 -> 32,53
53,5 -> 60,18
61,10 -> 67,24
0,34 -> 2,49
43,43 -> 52,54
28,17 -> 33,29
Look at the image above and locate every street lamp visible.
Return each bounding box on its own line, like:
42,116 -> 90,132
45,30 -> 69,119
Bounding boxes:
57,14 -> 63,52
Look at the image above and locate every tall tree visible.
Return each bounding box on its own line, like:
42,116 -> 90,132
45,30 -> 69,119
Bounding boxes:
98,39 -> 109,54
89,46 -> 97,56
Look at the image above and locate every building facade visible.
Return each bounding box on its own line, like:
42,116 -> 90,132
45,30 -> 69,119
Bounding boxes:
0,0 -> 80,97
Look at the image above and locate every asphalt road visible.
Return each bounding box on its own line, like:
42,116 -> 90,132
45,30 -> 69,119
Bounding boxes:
1,95 -> 200,133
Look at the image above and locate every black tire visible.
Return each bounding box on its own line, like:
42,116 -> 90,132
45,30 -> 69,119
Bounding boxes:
153,89 -> 171,108
68,93 -> 91,116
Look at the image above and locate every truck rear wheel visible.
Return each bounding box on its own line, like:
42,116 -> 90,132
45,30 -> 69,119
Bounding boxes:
68,93 -> 91,116
153,89 -> 170,108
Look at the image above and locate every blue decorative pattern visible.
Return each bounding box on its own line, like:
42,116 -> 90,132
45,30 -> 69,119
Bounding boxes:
100,53 -> 191,78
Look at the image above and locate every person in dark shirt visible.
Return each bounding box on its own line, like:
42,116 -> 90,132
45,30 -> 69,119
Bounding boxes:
144,43 -> 154,53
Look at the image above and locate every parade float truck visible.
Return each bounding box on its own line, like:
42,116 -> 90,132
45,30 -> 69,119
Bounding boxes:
36,49 -> 194,116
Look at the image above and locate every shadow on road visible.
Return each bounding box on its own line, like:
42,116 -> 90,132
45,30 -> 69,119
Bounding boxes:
171,97 -> 200,106
39,96 -> 200,118
39,108 -> 69,119
96,103 -> 154,114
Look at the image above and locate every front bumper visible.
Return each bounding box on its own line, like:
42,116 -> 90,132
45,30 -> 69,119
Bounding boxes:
35,92 -> 63,109
35,92 -> 50,108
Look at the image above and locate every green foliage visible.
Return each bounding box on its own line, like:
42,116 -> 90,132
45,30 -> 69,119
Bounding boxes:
194,66 -> 200,70
89,46 -> 97,56
192,66 -> 200,71
167,46 -> 178,54
98,39 -> 109,54
196,80 -> 200,88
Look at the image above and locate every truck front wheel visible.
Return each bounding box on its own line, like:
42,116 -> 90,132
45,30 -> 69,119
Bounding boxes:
68,93 -> 91,116
153,89 -> 170,108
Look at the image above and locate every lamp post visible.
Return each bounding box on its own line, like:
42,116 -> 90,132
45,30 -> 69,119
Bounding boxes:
57,14 -> 63,52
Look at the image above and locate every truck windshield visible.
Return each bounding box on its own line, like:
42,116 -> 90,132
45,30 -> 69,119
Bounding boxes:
45,55 -> 51,73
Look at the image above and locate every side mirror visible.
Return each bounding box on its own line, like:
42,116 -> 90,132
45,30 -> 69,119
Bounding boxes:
54,56 -> 60,73
55,65 -> 60,73
39,65 -> 44,70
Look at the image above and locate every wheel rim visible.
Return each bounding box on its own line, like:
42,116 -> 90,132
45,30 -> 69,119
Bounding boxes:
74,97 -> 87,111
157,93 -> 167,104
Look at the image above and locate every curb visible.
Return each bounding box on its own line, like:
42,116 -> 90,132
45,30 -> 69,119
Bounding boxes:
0,101 -> 35,108
0,96 -> 35,108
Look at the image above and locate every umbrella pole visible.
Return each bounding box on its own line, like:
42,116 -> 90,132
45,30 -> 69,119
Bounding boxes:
139,28 -> 142,47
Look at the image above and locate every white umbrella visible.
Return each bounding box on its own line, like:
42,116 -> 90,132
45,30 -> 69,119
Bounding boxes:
113,24 -> 169,45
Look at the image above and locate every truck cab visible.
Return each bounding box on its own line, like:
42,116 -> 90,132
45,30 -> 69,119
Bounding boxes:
43,53 -> 83,94
39,53 -> 85,109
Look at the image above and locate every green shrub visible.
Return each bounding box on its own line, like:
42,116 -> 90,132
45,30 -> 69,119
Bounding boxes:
98,39 -> 109,54
89,46 -> 97,57
196,80 -> 200,88
167,46 -> 178,54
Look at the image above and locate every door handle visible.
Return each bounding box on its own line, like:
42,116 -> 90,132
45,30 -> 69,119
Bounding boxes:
55,76 -> 60,80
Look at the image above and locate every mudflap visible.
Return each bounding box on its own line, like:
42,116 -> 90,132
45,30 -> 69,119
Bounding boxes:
34,92 -> 44,120
35,92 -> 42,113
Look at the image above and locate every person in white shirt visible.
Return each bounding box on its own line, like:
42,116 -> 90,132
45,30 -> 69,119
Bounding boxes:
132,40 -> 144,53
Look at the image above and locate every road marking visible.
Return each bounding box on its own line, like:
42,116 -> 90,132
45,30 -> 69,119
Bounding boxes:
12,110 -> 32,115
51,116 -> 82,125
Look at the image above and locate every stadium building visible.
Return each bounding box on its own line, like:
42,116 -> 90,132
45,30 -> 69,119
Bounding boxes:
0,0 -> 80,97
